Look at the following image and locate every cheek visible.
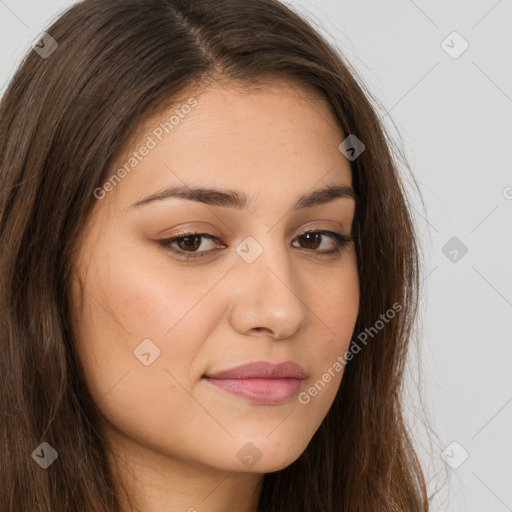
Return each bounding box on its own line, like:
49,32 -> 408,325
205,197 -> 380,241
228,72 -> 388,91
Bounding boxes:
310,255 -> 359,351
300,257 -> 359,407
72,239 -> 229,397
71,249 -> 231,454
87,233 -> 227,340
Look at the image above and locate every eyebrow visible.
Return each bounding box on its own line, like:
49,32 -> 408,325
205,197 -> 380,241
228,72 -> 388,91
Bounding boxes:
128,183 -> 356,211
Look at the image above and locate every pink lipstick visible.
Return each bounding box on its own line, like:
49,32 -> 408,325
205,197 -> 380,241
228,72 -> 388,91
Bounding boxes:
203,361 -> 306,404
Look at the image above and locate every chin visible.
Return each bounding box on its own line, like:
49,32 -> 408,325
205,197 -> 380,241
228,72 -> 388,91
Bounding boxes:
220,438 -> 309,474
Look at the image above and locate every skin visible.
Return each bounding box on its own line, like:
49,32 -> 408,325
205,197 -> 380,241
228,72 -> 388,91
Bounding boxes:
70,79 -> 360,512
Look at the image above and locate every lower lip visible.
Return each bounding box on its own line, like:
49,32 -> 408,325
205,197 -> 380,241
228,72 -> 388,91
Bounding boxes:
204,377 -> 303,404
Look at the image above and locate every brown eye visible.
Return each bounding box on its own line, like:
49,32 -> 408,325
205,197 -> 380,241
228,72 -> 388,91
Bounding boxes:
292,230 -> 352,254
158,232 -> 225,260
175,235 -> 203,252
297,231 -> 322,250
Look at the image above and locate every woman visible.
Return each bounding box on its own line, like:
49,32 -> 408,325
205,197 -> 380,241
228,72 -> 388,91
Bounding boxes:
0,0 -> 430,510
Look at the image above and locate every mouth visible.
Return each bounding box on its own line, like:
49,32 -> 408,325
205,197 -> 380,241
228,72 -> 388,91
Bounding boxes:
202,361 -> 307,405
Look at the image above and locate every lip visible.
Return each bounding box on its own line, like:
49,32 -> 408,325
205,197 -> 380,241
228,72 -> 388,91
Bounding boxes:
203,361 -> 307,404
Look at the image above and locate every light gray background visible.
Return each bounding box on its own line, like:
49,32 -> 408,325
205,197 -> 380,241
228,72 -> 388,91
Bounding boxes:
1,1 -> 511,510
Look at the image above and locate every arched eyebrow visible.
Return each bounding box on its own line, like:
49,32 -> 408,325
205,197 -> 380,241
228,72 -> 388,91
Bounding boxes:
128,184 -> 356,211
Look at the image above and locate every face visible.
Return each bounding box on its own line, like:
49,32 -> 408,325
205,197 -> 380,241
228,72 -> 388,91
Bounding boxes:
70,80 -> 360,476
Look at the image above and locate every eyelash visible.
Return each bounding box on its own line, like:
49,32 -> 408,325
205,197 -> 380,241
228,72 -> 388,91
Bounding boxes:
157,229 -> 354,261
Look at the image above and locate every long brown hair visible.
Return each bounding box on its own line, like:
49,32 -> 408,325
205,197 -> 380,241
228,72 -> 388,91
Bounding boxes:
0,0 -> 430,510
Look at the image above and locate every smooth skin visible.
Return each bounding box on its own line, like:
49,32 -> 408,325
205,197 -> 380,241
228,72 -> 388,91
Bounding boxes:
70,79 -> 360,512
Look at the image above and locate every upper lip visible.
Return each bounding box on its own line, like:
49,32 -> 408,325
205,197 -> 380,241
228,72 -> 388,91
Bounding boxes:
204,361 -> 307,379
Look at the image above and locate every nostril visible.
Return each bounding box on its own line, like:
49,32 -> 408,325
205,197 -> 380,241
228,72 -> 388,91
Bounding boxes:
252,327 -> 273,334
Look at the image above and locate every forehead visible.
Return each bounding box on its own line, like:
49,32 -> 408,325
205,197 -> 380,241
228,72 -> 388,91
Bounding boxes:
102,79 -> 352,210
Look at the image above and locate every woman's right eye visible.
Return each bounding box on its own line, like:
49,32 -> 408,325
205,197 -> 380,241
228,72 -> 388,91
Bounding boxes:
158,232 -> 225,260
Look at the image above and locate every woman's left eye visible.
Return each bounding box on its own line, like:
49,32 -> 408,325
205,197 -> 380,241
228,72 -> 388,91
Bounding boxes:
158,230 -> 353,260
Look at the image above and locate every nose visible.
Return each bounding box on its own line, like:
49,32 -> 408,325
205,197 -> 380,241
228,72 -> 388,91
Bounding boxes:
227,243 -> 309,340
